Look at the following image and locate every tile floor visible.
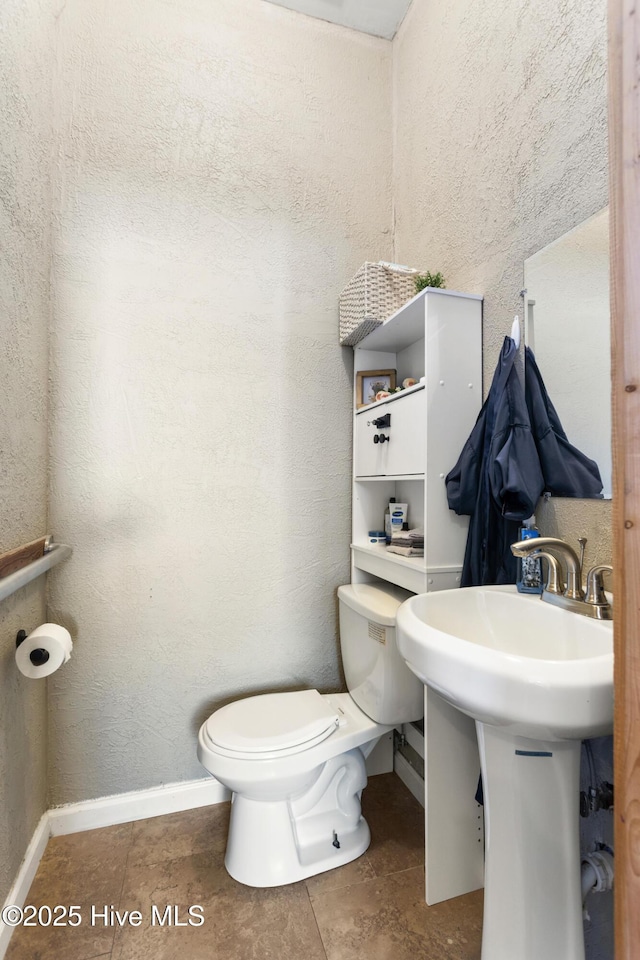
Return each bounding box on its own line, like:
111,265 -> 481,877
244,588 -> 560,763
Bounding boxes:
6,773 -> 483,960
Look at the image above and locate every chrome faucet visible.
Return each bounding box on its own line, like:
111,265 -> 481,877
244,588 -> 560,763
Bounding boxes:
510,536 -> 613,620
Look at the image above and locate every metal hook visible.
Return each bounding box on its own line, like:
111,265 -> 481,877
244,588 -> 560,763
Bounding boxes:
511,316 -> 521,349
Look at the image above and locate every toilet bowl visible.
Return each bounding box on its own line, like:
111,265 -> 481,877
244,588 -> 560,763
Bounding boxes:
197,583 -> 423,887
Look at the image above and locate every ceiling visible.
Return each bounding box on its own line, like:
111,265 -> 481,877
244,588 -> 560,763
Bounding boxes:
263,0 -> 413,40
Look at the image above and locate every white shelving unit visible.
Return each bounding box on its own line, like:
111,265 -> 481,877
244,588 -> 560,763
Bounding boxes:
348,286 -> 486,906
351,287 -> 483,593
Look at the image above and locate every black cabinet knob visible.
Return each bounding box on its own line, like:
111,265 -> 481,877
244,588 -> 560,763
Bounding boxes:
373,434 -> 390,444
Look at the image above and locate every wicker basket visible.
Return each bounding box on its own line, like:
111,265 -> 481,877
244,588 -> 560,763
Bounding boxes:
339,262 -> 419,346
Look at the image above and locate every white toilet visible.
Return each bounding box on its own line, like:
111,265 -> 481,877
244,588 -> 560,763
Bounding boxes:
197,582 -> 423,887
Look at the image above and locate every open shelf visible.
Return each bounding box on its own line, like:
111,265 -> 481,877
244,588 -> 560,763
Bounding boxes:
352,542 -> 425,571
351,543 -> 463,595
351,542 -> 427,594
357,288 -> 482,354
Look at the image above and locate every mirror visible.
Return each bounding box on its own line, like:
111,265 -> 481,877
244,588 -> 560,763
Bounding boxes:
524,207 -> 611,499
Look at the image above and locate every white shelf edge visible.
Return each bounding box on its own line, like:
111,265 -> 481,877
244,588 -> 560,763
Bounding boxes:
0,544 -> 72,604
355,381 -> 425,415
418,287 -> 483,302
355,474 -> 425,482
351,542 -> 425,572
351,544 -> 462,577
371,287 -> 483,333
355,287 -> 483,352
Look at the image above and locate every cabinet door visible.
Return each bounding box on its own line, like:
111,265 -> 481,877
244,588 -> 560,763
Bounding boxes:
385,390 -> 425,475
355,402 -> 391,476
355,390 -> 425,477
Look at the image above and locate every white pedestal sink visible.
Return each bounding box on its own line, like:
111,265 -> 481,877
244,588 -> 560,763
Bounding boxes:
396,585 -> 613,960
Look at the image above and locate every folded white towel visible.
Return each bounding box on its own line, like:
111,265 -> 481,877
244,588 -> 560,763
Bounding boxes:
387,544 -> 424,557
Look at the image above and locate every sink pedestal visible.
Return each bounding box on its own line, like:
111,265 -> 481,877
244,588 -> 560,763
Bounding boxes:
476,723 -> 584,960
396,584 -> 613,960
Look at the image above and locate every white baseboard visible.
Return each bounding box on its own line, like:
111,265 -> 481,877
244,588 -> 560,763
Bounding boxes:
0,814 -> 50,959
48,776 -> 230,836
0,776 -> 229,959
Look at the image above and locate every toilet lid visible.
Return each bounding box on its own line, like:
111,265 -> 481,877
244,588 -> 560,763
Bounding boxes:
205,690 -> 340,756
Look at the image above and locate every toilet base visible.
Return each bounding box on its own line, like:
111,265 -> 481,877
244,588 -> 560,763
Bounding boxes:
224,748 -> 371,887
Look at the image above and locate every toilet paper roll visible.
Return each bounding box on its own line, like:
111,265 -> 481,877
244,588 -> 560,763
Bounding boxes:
15,623 -> 73,679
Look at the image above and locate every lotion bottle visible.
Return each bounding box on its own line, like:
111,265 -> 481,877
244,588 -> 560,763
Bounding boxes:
389,503 -> 408,539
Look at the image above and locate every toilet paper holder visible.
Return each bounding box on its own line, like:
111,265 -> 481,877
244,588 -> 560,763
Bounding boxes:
16,629 -> 50,667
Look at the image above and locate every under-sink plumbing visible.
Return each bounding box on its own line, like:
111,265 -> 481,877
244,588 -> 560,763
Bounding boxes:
581,846 -> 614,920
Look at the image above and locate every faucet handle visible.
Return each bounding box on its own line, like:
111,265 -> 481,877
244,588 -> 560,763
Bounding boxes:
584,565 -> 613,606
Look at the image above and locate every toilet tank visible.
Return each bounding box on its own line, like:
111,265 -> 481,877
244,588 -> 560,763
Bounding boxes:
338,583 -> 424,725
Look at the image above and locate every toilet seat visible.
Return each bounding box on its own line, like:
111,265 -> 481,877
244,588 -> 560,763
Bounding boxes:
203,689 -> 340,760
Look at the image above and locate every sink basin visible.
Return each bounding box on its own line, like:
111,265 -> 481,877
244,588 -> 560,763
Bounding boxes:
396,583 -> 613,741
396,584 -> 614,960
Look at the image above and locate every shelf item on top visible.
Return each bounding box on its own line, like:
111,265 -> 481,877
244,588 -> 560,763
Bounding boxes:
339,262 -> 421,346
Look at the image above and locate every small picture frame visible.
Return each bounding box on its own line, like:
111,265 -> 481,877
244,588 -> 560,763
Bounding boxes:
356,369 -> 396,408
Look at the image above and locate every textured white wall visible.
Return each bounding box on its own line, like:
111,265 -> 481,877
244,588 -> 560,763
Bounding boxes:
0,0 -> 53,902
392,0 -> 611,569
47,0 -> 392,803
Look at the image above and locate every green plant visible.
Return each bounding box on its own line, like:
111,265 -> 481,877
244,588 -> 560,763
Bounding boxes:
414,271 -> 446,293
